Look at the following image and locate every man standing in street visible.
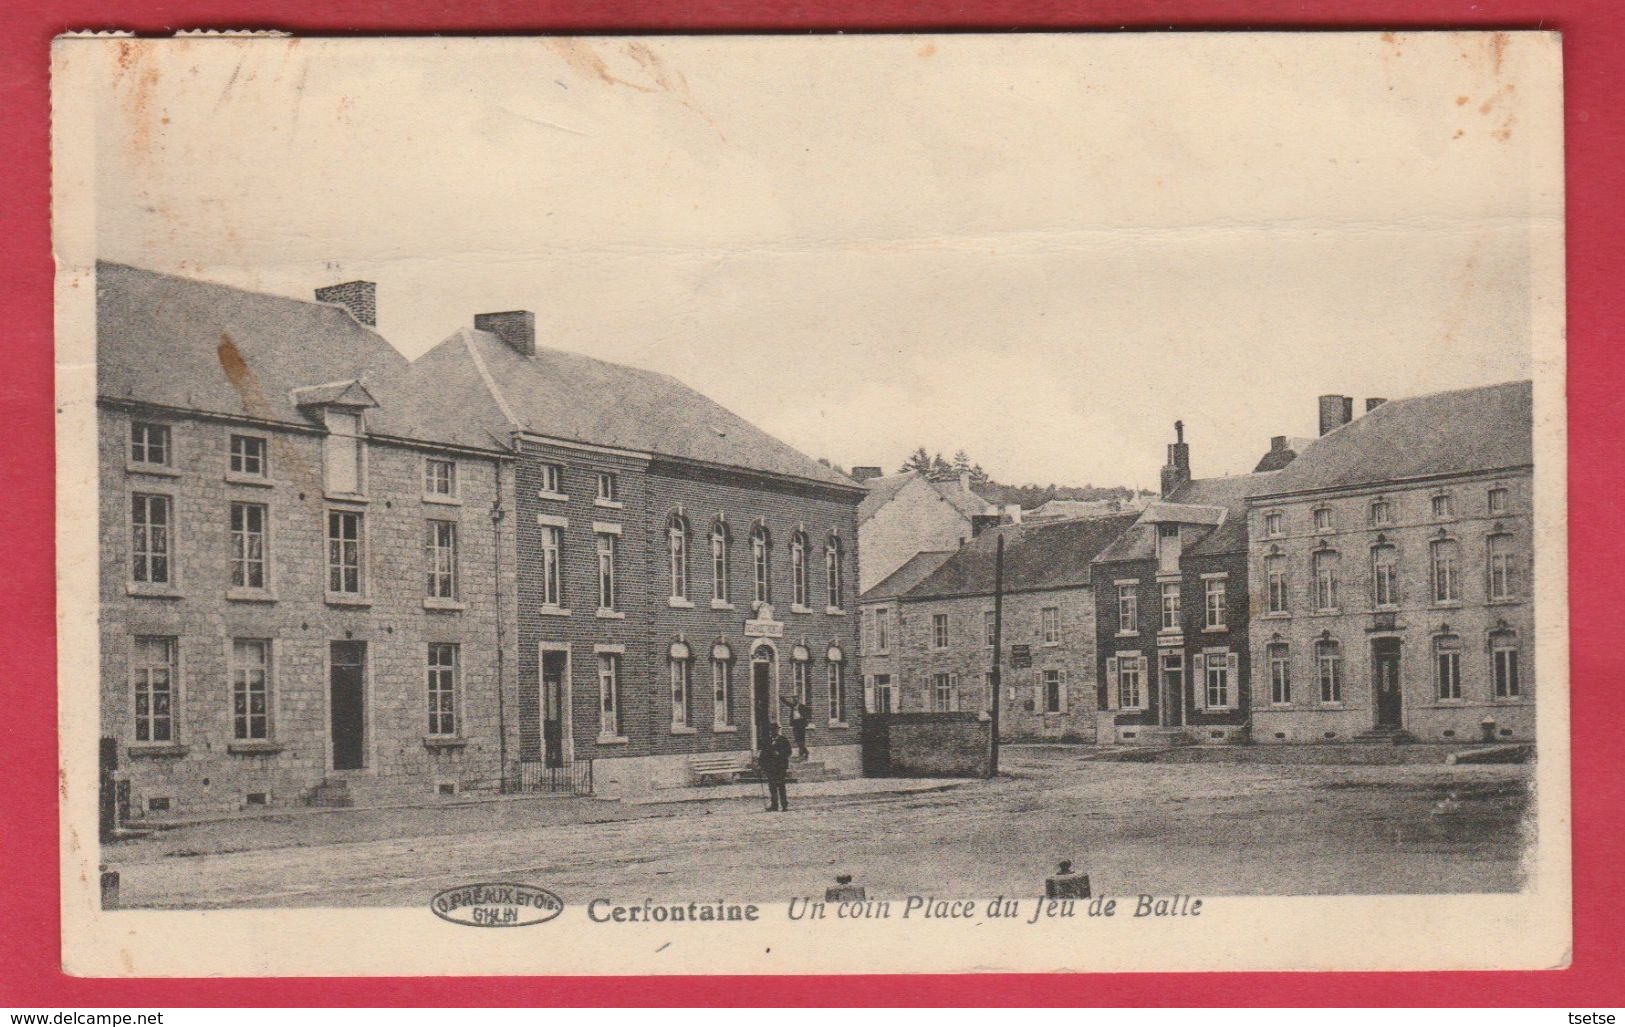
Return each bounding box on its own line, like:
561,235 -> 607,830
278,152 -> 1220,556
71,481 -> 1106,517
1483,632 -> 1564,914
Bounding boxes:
760,722 -> 792,812
780,694 -> 812,760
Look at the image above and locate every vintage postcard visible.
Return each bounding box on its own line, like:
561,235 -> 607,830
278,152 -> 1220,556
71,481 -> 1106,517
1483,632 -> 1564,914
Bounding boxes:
53,31 -> 1569,976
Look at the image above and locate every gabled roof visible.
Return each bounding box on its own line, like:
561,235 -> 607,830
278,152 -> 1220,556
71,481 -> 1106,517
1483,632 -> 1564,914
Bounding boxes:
416,328 -> 858,490
95,262 -> 504,452
1093,472 -> 1280,563
860,550 -> 956,603
1257,381 -> 1534,496
902,514 -> 1139,600
857,472 -> 992,524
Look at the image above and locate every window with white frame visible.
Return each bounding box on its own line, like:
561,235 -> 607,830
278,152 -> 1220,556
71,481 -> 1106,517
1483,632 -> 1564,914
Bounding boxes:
424,458 -> 457,497
932,672 -> 956,712
538,463 -> 563,496
427,643 -> 458,736
1266,556 -> 1288,614
230,434 -> 267,478
1203,578 -> 1227,630
750,523 -> 771,606
131,636 -> 177,743
1434,636 -> 1462,700
1203,651 -> 1231,708
1488,486 -> 1509,515
1117,654 -> 1143,709
1431,492 -> 1454,519
1371,544 -> 1398,608
230,501 -> 267,590
1369,497 -> 1391,526
791,531 -> 808,607
327,510 -> 363,595
875,607 -> 891,651
1316,639 -> 1343,703
1313,507 -> 1334,532
426,521 -> 457,599
1312,550 -> 1339,611
828,659 -> 847,723
598,653 -> 622,737
1488,534 -> 1517,600
540,524 -> 564,608
668,514 -> 689,599
1041,606 -> 1060,644
984,610 -> 996,647
596,532 -> 617,611
1492,635 -> 1521,698
871,673 -> 893,713
231,639 -> 270,741
1264,511 -> 1283,537
131,493 -> 172,585
1268,643 -> 1291,704
322,410 -> 364,495
793,656 -> 812,705
826,533 -> 844,608
931,613 -> 948,649
710,520 -> 729,604
1159,582 -> 1181,631
1043,669 -> 1064,714
130,422 -> 172,467
1431,538 -> 1461,603
1117,584 -> 1138,632
712,657 -> 734,727
596,471 -> 618,504
670,656 -> 692,728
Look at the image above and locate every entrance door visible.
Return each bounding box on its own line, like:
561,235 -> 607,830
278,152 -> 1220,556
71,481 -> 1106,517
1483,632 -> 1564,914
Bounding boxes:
752,655 -> 774,751
1159,652 -> 1185,728
330,641 -> 366,770
1373,639 -> 1403,728
542,650 -> 567,769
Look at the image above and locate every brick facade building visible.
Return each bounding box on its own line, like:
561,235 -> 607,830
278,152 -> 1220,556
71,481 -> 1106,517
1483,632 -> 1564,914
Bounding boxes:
98,263 -> 514,817
415,318 -> 866,795
1244,383 -> 1535,743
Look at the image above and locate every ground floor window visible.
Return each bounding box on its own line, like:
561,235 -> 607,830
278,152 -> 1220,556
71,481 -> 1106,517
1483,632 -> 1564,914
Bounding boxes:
598,653 -> 622,737
1043,668 -> 1065,714
828,661 -> 846,723
1316,640 -> 1343,704
869,674 -> 893,714
670,658 -> 692,729
1268,643 -> 1291,705
132,636 -> 176,743
427,643 -> 458,736
1493,637 -> 1521,698
712,658 -> 734,728
792,658 -> 812,706
1435,636 -> 1462,700
932,672 -> 956,712
1203,651 -> 1230,709
231,638 -> 271,741
1116,655 -> 1142,710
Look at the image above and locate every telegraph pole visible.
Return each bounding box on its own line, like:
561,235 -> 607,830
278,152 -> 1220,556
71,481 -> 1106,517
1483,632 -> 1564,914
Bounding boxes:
988,533 -> 1004,779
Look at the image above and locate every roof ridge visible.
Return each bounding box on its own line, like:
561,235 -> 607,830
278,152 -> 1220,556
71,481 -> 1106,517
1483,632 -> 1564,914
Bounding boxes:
462,329 -> 525,432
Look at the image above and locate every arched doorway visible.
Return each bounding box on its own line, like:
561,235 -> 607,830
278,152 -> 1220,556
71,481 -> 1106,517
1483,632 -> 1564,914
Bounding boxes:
750,642 -> 778,752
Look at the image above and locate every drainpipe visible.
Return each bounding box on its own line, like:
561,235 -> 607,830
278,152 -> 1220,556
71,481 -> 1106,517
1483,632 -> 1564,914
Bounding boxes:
492,451 -> 510,792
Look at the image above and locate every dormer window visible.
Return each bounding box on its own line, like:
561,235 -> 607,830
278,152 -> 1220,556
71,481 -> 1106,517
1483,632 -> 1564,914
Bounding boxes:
1156,522 -> 1180,573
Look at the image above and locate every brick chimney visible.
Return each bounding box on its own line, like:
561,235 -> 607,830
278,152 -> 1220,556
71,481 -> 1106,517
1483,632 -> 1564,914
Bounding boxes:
1365,397 -> 1387,413
474,310 -> 536,357
1160,420 -> 1191,499
1318,394 -> 1354,436
850,466 -> 883,483
315,281 -> 377,327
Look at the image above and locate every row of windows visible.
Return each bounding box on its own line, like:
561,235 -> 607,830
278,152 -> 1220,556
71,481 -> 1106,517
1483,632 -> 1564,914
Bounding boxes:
129,420 -> 465,500
1262,485 -> 1512,538
534,461 -> 619,505
128,637 -> 464,745
663,657 -> 849,734
865,606 -> 1066,654
533,522 -> 623,613
1263,535 -> 1519,616
866,668 -> 1073,716
666,514 -> 845,611
1114,578 -> 1232,634
1257,636 -> 1522,705
1107,650 -> 1239,710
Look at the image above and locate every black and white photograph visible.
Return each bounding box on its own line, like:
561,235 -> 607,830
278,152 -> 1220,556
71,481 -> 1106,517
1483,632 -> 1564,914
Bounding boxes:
52,31 -> 1569,975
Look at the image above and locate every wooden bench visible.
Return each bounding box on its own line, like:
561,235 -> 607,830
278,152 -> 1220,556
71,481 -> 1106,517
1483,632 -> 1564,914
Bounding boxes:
689,752 -> 755,786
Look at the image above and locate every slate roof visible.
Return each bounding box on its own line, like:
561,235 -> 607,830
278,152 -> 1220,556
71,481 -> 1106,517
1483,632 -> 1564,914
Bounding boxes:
96,262 -> 505,452
417,328 -> 858,490
857,472 -> 992,524
1093,472 -> 1280,564
902,514 -> 1139,600
1257,380 -> 1534,496
860,550 -> 956,603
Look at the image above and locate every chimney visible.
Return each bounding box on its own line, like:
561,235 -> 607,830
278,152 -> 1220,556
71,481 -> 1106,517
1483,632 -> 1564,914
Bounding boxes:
851,466 -> 883,483
1270,435 -> 1288,453
1365,397 -> 1387,413
1160,420 -> 1191,499
959,471 -> 972,494
315,281 -> 377,327
1318,394 -> 1354,436
474,310 -> 536,357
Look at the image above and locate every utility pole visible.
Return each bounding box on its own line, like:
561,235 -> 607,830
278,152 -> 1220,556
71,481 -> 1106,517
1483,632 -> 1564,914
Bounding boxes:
988,533 -> 1004,779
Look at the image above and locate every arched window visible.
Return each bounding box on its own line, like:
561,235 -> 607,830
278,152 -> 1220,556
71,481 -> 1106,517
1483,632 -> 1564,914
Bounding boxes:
1430,538 -> 1461,603
790,530 -> 809,608
710,518 -> 731,604
1312,550 -> 1340,611
1487,533 -> 1516,600
791,645 -> 812,705
750,523 -> 771,606
1315,639 -> 1343,704
826,532 -> 844,609
667,512 -> 689,600
1370,544 -> 1398,608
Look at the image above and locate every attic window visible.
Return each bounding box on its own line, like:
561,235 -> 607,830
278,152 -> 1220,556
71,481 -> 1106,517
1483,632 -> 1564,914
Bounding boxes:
323,410 -> 365,496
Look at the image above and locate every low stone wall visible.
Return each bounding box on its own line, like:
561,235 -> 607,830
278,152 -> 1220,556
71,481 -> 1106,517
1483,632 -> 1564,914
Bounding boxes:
862,712 -> 991,778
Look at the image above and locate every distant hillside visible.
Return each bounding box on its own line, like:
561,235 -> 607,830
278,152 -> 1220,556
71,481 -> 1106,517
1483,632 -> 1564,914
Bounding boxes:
832,446 -> 1151,511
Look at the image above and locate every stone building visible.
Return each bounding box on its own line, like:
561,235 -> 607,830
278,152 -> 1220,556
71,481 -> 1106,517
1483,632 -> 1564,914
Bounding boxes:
1092,424 -> 1277,744
98,263 -> 515,817
858,549 -> 956,714
1245,382 -> 1535,743
414,315 -> 867,795
856,471 -> 1000,593
877,515 -> 1138,740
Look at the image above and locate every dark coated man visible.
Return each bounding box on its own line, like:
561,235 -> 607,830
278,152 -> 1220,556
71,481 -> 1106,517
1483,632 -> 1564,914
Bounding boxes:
760,722 -> 792,812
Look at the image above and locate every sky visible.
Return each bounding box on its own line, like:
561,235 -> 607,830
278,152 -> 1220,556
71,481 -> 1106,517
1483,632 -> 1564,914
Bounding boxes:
91,33 -> 1558,490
